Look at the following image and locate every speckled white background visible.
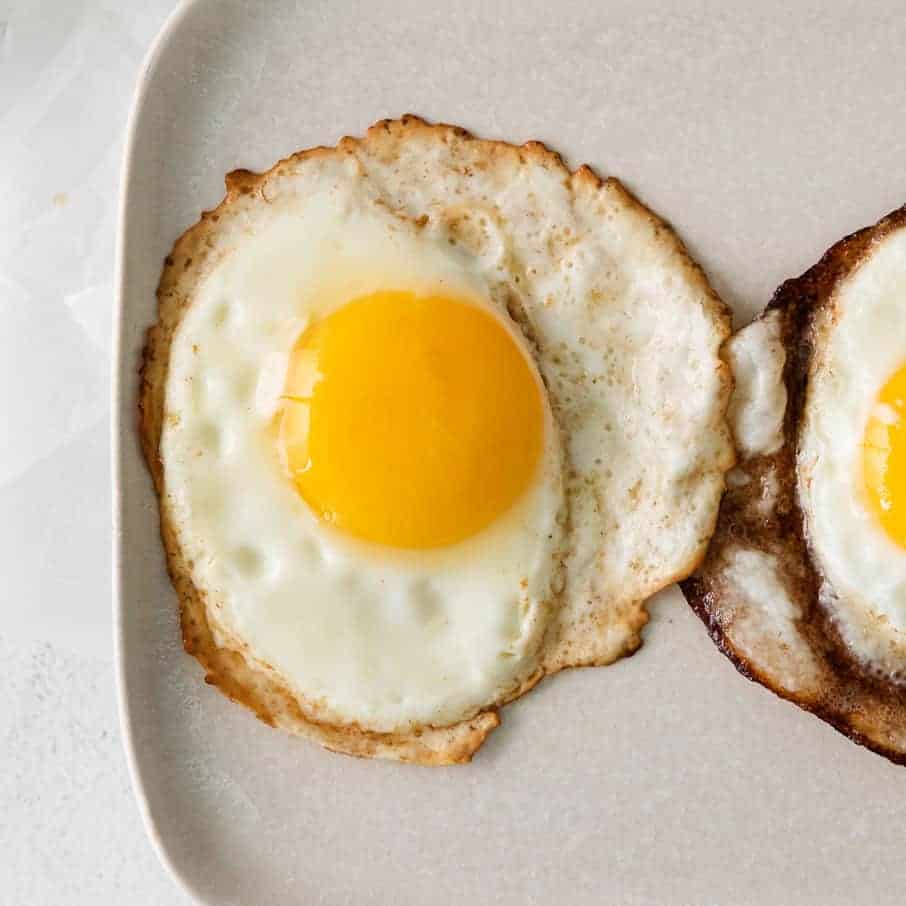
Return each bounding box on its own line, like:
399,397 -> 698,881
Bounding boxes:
1,1 -> 187,901
1,637 -> 187,902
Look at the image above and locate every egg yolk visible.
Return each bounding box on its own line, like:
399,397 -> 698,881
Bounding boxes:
277,290 -> 544,549
863,363 -> 906,549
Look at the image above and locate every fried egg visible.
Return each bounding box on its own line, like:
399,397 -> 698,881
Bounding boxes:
142,116 -> 733,763
161,201 -> 562,732
683,204 -> 906,764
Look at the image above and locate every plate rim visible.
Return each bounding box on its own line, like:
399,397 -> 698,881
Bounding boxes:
112,1 -> 213,903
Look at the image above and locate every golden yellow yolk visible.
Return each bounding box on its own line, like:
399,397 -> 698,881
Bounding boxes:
863,363 -> 906,549
277,290 -> 545,549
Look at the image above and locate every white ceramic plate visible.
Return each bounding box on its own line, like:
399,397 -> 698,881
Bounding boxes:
115,1 -> 906,903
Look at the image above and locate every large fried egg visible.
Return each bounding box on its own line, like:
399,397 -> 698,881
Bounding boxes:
142,116 -> 733,763
683,205 -> 906,764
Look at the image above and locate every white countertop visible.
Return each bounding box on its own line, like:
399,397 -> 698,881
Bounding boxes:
1,1 -> 188,901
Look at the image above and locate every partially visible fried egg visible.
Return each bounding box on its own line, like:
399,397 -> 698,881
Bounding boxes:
683,204 -> 906,765
141,116 -> 733,764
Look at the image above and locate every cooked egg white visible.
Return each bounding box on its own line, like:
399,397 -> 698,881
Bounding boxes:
799,226 -> 906,675
162,194 -> 564,731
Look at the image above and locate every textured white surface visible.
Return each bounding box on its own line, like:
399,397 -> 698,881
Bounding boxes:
0,0 -> 187,902
0,636 -> 187,904
0,0 -> 177,657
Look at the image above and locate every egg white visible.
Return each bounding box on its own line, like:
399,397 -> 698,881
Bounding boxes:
161,190 -> 564,732
799,227 -> 906,674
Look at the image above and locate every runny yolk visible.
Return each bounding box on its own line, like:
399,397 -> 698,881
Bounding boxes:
863,363 -> 906,549
277,290 -> 544,549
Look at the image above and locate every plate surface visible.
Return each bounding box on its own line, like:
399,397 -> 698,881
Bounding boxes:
115,1 -> 906,903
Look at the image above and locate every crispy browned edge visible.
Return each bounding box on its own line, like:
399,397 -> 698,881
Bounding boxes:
139,114 -> 731,764
682,203 -> 906,766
